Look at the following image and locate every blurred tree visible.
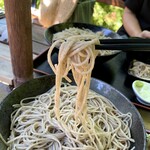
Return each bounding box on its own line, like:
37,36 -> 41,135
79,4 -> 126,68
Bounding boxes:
92,2 -> 123,31
0,0 -> 4,9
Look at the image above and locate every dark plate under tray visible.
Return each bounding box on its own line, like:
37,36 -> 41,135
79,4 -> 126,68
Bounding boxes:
33,49 -> 56,75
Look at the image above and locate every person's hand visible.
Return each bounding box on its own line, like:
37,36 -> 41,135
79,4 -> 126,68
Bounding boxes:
137,30 -> 150,38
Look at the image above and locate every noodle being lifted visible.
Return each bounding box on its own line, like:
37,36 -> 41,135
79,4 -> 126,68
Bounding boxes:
52,27 -> 119,56
2,27 -> 135,149
48,34 -> 100,119
47,30 -> 134,149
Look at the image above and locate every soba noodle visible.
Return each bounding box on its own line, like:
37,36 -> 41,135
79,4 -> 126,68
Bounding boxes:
128,59 -> 150,80
48,34 -> 99,119
7,84 -> 134,149
52,27 -> 119,56
1,27 -> 135,149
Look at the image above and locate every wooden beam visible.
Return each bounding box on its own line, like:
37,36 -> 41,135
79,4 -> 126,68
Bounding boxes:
96,0 -> 125,8
4,0 -> 33,87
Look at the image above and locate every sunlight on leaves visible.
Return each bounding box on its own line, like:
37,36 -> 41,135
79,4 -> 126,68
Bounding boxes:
92,2 -> 123,32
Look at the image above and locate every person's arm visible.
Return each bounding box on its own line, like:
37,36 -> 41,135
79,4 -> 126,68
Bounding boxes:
123,7 -> 150,38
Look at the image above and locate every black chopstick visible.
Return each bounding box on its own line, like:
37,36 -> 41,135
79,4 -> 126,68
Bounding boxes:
99,38 -> 150,44
95,44 -> 150,51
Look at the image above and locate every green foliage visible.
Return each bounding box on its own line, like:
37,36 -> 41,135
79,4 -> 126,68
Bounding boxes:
92,2 -> 124,32
35,0 -> 40,8
0,0 -> 4,10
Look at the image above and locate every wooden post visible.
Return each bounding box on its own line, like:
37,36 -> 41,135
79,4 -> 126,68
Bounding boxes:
4,0 -> 33,87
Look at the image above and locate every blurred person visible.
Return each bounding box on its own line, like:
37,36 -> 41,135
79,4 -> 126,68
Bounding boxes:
117,0 -> 150,64
118,0 -> 150,38
37,0 -> 95,28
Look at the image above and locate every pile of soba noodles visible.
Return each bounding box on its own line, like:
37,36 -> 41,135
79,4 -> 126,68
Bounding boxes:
128,59 -> 150,80
1,28 -> 135,150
